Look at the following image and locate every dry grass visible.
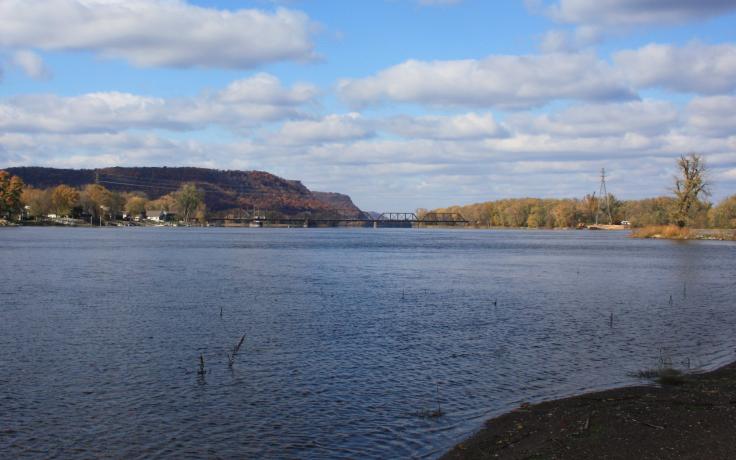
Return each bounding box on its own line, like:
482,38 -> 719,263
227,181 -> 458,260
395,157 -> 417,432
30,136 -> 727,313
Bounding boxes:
630,225 -> 693,239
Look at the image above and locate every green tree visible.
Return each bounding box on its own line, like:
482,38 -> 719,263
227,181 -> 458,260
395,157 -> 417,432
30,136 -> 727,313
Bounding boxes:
673,153 -> 709,227
175,183 -> 204,223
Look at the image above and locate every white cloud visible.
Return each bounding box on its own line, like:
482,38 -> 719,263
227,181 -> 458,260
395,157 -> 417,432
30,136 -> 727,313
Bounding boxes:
338,53 -> 636,109
0,0 -> 316,69
507,100 -> 679,137
3,93 -> 735,209
11,50 -> 51,79
385,113 -> 507,140
339,42 -> 736,111
3,104 -> 735,210
547,0 -> 736,27
274,113 -> 372,145
685,95 -> 736,136
538,27 -> 601,52
614,42 -> 736,94
0,74 -> 318,134
217,74 -> 317,105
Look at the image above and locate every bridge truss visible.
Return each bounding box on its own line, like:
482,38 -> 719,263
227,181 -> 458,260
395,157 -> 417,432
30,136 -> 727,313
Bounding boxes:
211,211 -> 467,227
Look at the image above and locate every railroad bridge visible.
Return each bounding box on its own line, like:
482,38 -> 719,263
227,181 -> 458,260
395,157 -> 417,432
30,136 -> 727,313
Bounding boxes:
211,211 -> 467,228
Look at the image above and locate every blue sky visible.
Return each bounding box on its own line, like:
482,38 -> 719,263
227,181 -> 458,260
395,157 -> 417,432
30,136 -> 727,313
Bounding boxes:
1,0 -> 735,210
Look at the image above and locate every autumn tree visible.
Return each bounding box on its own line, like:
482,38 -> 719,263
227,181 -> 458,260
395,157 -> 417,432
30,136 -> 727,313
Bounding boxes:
0,171 -> 24,219
79,184 -> 109,220
579,194 -> 598,224
175,183 -> 205,223
51,185 -> 80,217
526,205 -> 547,228
125,193 -> 148,218
552,200 -> 579,228
621,197 -> 675,227
673,153 -> 709,228
194,203 -> 208,225
147,194 -> 174,212
708,195 -> 736,229
21,187 -> 52,219
105,191 -> 125,220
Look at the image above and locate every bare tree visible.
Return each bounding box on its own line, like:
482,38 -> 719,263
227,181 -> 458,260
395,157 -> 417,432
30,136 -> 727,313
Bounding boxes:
175,183 -> 204,224
674,153 -> 709,228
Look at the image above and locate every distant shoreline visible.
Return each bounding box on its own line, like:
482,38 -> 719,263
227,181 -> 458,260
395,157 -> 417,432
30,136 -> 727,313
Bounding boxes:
3,220 -> 735,240
442,360 -> 736,459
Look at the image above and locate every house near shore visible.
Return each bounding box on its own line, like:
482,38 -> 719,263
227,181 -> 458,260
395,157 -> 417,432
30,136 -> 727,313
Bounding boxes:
146,210 -> 174,222
123,211 -> 145,222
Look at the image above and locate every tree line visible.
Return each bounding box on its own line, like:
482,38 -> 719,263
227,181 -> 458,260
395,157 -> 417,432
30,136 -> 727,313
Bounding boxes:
428,195 -> 733,229
0,175 -> 206,224
428,154 -> 735,229
2,154 -> 734,228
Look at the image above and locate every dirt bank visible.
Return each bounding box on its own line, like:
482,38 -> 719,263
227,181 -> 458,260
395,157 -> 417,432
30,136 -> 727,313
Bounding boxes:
442,362 -> 736,459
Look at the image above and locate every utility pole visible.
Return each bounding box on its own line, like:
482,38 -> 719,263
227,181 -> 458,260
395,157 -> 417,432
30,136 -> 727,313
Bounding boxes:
595,168 -> 613,225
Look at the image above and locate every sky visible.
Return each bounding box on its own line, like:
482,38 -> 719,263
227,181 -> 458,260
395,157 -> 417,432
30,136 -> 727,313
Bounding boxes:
1,0 -> 735,211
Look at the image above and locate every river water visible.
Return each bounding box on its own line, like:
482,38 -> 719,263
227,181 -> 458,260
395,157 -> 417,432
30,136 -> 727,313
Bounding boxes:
1,228 -> 735,458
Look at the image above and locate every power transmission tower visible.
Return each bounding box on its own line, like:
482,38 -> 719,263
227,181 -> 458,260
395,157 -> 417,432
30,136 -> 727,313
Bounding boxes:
595,168 -> 613,225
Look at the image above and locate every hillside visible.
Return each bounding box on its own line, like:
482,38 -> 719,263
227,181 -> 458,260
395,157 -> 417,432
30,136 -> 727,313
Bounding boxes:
6,166 -> 363,218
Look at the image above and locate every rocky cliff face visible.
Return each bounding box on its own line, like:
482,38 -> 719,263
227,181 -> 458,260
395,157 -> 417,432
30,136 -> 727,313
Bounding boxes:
6,166 -> 363,217
311,191 -> 366,219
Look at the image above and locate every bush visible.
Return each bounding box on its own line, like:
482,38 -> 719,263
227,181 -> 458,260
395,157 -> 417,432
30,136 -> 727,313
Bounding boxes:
631,225 -> 693,239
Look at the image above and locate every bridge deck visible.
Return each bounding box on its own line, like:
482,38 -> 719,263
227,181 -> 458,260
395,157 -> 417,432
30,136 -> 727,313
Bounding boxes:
210,218 -> 466,224
209,211 -> 467,226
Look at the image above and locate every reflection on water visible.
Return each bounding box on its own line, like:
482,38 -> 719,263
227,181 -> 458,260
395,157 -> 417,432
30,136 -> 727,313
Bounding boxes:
1,228 -> 735,458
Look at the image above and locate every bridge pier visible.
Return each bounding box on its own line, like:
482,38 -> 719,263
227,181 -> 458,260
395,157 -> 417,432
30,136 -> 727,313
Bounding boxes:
373,221 -> 378,229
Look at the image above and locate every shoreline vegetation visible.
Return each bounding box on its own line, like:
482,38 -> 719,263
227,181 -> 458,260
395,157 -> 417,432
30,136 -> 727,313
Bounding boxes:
631,225 -> 736,241
3,218 -> 734,242
442,360 -> 736,459
2,154 -> 735,237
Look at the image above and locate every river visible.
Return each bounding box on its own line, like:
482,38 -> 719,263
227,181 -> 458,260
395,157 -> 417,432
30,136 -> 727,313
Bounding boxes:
1,227 -> 735,458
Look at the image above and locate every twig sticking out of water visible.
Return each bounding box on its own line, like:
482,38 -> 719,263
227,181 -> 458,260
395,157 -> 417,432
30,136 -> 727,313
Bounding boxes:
197,353 -> 206,376
493,299 -> 497,307
683,281 -> 687,299
227,335 -> 246,368
220,306 -> 223,318
669,295 -> 673,306
609,312 -> 613,328
432,382 -> 444,417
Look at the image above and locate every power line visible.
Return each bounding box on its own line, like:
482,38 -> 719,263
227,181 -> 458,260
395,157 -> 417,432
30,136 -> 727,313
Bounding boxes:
596,168 -> 613,225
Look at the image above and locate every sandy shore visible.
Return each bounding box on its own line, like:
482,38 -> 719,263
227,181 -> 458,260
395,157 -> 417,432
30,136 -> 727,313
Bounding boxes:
441,362 -> 736,459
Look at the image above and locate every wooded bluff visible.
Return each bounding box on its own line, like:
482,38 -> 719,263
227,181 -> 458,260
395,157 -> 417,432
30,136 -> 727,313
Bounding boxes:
5,166 -> 363,219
